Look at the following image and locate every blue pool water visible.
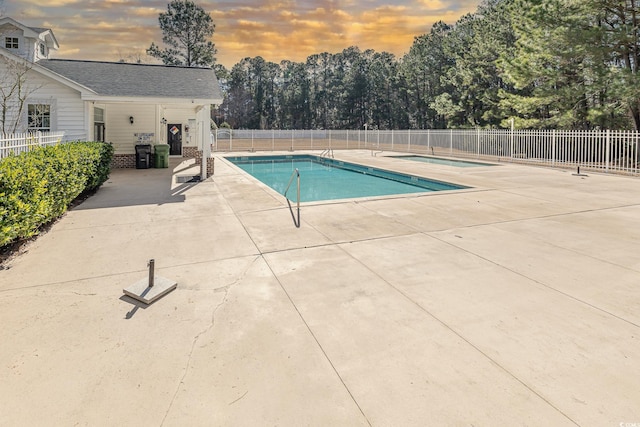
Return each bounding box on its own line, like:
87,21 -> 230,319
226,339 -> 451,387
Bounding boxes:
226,155 -> 468,202
391,155 -> 495,167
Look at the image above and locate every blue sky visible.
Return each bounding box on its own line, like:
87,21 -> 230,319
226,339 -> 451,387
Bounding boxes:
3,0 -> 482,67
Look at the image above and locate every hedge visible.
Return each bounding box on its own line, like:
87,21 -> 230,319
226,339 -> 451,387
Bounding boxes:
0,141 -> 114,247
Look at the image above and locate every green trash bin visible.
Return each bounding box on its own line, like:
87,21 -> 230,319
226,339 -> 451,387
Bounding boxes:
154,144 -> 170,168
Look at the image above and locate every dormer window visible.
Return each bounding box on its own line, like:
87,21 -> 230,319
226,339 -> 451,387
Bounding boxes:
40,43 -> 45,56
5,37 -> 18,49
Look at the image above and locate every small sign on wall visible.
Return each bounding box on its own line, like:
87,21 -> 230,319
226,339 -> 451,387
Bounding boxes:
134,133 -> 154,143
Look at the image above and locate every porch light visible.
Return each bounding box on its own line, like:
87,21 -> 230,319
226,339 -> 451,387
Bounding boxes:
129,116 -> 134,124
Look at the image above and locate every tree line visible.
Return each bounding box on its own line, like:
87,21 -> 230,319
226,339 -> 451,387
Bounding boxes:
212,0 -> 639,131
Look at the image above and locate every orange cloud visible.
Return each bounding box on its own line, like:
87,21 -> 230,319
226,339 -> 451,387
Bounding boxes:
5,0 -> 482,68
209,0 -> 481,67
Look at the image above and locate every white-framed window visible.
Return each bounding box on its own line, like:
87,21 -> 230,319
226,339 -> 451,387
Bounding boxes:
5,37 -> 18,49
94,107 -> 104,123
94,107 -> 105,142
27,104 -> 51,131
39,43 -> 46,56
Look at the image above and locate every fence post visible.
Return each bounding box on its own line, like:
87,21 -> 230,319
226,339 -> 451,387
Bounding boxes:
408,129 -> 411,152
476,128 -> 480,158
552,130 -> 556,166
450,129 -> 453,155
633,131 -> 640,173
251,129 -> 254,151
510,127 -> 514,159
605,129 -> 610,173
427,129 -> 430,152
391,130 -> 394,151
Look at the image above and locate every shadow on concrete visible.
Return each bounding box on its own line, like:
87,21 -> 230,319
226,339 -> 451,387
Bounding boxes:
119,294 -> 149,319
73,158 -> 202,210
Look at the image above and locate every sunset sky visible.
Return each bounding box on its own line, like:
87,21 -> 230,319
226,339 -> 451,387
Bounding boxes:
4,0 -> 482,68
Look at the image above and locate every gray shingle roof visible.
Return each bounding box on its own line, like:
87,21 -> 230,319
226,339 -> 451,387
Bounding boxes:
37,59 -> 222,101
28,26 -> 49,34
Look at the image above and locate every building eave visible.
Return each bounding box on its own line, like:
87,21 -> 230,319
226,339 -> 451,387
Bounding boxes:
81,94 -> 223,105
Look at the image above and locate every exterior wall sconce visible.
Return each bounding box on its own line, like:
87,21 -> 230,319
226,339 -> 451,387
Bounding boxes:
129,116 -> 134,124
161,117 -> 167,125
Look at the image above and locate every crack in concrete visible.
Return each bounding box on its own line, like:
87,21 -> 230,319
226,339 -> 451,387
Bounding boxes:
160,255 -> 261,426
228,390 -> 248,406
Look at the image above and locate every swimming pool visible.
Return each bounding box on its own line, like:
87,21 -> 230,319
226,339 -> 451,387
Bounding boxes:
226,155 -> 468,202
391,155 -> 495,167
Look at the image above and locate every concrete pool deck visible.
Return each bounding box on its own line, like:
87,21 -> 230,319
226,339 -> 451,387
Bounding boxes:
1,150 -> 639,426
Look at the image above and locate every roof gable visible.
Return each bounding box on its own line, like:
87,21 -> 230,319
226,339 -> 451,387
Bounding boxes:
0,48 -> 94,95
0,17 -> 59,49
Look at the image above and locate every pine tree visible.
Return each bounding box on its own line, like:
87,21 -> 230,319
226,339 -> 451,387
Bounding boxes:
147,0 -> 216,67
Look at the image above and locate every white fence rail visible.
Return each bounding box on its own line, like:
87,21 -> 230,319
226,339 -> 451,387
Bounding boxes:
0,131 -> 66,159
214,129 -> 640,175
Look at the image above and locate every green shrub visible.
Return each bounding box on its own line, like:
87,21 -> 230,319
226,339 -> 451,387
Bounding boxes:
0,141 -> 113,246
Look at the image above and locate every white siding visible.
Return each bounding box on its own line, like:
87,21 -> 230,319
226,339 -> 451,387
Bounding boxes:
105,103 -> 157,154
0,62 -> 86,138
23,69 -> 86,139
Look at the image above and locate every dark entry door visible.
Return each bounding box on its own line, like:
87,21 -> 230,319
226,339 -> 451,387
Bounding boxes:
167,123 -> 182,155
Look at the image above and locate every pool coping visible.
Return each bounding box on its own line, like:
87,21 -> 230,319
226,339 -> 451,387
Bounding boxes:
384,153 -> 499,167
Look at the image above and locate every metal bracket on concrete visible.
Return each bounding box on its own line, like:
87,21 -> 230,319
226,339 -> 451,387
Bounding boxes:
123,259 -> 177,305
572,166 -> 588,177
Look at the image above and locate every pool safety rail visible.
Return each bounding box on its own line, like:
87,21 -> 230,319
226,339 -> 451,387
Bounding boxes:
320,148 -> 334,158
284,168 -> 300,227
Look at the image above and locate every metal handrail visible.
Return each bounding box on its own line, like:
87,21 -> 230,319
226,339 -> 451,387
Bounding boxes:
320,148 -> 334,158
284,168 -> 300,227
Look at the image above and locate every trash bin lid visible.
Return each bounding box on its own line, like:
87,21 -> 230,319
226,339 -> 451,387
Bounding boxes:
135,144 -> 152,152
154,144 -> 170,153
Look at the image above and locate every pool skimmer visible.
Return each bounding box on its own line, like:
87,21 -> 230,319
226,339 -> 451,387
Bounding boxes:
123,259 -> 177,305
